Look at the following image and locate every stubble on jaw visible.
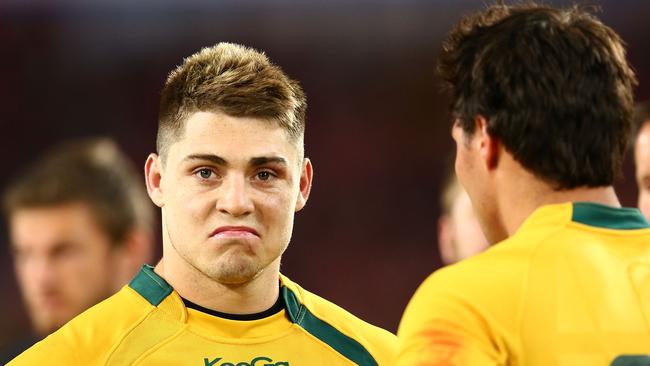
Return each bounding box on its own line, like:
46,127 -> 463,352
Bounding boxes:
167,228 -> 265,288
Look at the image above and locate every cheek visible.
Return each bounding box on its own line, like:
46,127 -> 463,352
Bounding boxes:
259,192 -> 295,233
185,194 -> 212,219
59,248 -> 108,280
172,186 -> 214,226
15,262 -> 35,291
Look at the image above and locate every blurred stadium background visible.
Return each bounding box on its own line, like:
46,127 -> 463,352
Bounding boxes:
0,0 -> 648,341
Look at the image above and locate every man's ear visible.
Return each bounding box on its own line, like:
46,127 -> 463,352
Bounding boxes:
295,158 -> 313,212
145,153 -> 165,208
475,115 -> 500,170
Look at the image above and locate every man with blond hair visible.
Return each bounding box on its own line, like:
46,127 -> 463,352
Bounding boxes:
10,43 -> 396,366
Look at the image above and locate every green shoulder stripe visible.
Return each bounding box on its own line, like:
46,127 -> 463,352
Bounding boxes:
281,286 -> 378,366
610,355 -> 650,366
572,202 -> 650,230
128,265 -> 173,306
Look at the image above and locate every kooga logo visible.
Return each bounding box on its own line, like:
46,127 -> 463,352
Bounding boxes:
203,357 -> 289,366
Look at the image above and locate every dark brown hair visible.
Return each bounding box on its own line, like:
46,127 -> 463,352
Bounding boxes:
157,42 -> 307,159
439,3 -> 637,189
3,138 -> 153,245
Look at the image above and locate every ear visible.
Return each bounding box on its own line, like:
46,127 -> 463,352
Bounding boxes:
475,115 -> 500,170
295,158 -> 313,212
437,215 -> 456,265
145,153 -> 165,208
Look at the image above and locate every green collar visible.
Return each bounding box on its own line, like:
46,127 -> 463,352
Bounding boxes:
572,202 -> 650,230
128,266 -> 378,366
128,265 -> 173,306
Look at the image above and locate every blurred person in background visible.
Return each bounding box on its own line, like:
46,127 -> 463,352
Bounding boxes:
1,138 -> 154,363
634,101 -> 650,220
9,43 -> 396,365
395,3 -> 650,365
437,166 -> 489,265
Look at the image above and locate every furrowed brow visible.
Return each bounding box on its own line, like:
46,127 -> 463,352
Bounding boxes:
183,154 -> 228,166
250,156 -> 287,167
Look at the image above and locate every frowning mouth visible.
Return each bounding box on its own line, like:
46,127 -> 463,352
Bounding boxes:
210,226 -> 260,238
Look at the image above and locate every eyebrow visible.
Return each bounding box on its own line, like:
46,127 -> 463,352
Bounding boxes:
183,154 -> 287,167
250,156 -> 287,167
184,154 -> 227,166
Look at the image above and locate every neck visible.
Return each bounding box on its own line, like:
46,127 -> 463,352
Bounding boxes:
155,222 -> 280,315
497,169 -> 620,238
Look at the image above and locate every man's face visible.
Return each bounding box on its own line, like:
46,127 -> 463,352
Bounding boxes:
10,203 -> 119,335
151,111 -> 311,286
635,121 -> 650,220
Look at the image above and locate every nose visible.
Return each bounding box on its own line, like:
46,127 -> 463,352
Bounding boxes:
216,173 -> 254,217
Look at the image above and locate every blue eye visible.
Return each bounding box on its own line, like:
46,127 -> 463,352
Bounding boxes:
197,169 -> 213,179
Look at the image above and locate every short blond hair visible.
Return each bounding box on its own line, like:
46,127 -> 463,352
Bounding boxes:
157,42 -> 306,159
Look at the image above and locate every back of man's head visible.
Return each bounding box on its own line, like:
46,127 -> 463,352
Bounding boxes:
439,3 -> 637,189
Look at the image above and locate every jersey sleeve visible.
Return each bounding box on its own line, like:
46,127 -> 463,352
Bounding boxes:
7,286 -> 156,365
393,270 -> 509,366
6,334 -> 83,365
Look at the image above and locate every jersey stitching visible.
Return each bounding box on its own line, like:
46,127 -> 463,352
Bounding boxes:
102,295 -> 156,366
142,268 -> 167,289
295,323 -> 358,365
304,306 -> 387,364
627,263 -> 650,331
515,221 -> 568,364
297,303 -> 307,324
131,325 -> 188,365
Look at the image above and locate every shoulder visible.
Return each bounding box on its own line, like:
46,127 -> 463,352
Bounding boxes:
404,239 -> 533,321
8,285 -> 155,365
397,242 -> 535,359
281,275 -> 397,366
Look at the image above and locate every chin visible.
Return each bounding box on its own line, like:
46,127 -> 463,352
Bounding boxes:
206,259 -> 263,285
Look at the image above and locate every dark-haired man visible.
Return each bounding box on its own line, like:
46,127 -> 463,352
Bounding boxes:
9,43 -> 396,365
1,138 -> 154,363
395,3 -> 650,365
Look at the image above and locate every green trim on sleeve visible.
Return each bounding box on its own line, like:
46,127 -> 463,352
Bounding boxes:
128,265 -> 173,306
281,286 -> 378,366
572,202 -> 650,230
610,355 -> 650,366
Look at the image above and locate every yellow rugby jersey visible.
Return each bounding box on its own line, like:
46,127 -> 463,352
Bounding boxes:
9,266 -> 396,366
395,202 -> 650,366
